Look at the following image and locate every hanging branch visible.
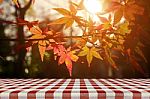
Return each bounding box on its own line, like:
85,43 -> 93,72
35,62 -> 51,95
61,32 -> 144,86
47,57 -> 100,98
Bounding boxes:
0,35 -> 87,41
0,20 -> 17,24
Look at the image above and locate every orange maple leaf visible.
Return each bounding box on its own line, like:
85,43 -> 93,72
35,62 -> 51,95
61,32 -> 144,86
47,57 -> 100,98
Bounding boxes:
96,15 -> 112,30
106,0 -> 144,24
58,47 -> 78,76
29,26 -> 54,61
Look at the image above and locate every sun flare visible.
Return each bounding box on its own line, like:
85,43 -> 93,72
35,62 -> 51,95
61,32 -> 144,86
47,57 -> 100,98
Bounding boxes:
84,0 -> 102,14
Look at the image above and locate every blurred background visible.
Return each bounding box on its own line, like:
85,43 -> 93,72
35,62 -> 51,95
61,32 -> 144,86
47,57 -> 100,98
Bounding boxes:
0,0 -> 150,78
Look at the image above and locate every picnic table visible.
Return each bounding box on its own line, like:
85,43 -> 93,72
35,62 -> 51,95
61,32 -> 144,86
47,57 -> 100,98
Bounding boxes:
0,79 -> 150,99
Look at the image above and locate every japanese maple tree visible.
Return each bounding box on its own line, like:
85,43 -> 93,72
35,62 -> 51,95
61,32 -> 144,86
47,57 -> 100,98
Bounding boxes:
0,0 -> 148,77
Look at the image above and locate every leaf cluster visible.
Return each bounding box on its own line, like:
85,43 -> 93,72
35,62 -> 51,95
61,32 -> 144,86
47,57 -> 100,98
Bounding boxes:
9,0 -> 147,76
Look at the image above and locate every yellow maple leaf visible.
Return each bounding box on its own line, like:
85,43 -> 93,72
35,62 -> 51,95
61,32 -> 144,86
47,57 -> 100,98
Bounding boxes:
116,21 -> 131,35
49,2 -> 85,29
78,46 -> 103,66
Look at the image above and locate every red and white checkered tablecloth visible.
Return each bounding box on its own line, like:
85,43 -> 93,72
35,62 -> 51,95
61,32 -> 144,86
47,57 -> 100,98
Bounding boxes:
0,79 -> 150,99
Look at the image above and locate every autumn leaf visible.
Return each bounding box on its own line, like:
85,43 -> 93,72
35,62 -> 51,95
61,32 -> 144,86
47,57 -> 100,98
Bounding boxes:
106,0 -> 144,24
78,46 -> 89,56
49,2 -> 85,29
98,16 -> 109,23
53,8 -> 70,15
74,38 -> 87,48
116,21 -> 131,35
29,26 -> 55,61
69,2 -> 77,15
47,44 -> 66,55
29,26 -> 45,41
71,0 -> 84,10
58,47 -> 78,76
38,41 -> 46,61
135,46 -> 147,63
86,17 -> 96,31
126,48 -> 145,75
104,46 -> 118,69
114,7 -> 123,25
50,17 -> 69,25
78,46 -> 103,66
124,0 -> 144,21
96,15 -> 112,30
129,56 -> 145,75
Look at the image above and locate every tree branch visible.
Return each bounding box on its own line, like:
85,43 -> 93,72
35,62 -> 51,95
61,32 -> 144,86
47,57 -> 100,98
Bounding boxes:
0,20 -> 17,24
0,36 -> 83,41
24,0 -> 32,11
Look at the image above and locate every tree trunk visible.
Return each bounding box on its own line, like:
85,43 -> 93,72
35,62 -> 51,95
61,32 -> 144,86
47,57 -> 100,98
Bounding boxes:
14,0 -> 32,78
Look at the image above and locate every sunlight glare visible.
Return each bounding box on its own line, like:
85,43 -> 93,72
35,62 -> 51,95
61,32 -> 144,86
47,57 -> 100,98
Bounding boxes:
84,0 -> 102,14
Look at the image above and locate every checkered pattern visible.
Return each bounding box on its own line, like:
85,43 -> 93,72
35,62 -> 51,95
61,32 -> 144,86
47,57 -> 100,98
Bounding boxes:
0,79 -> 150,99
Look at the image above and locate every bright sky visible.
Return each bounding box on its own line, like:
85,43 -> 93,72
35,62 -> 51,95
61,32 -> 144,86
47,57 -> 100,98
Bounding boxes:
30,0 -> 79,21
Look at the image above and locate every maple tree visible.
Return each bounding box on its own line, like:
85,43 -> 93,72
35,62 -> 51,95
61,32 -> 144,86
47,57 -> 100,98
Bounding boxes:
0,0 -> 149,77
